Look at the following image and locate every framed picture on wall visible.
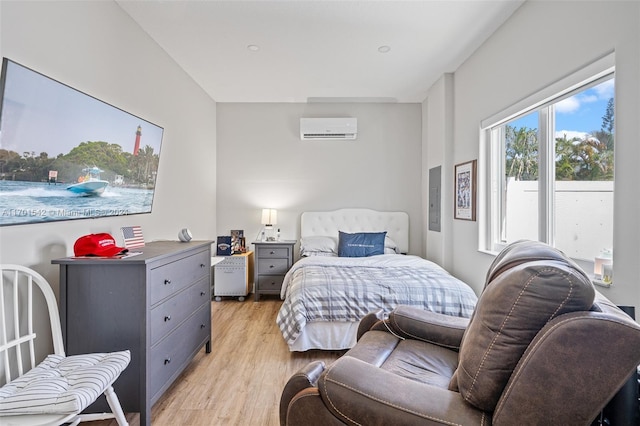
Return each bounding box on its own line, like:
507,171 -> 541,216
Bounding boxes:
454,160 -> 477,221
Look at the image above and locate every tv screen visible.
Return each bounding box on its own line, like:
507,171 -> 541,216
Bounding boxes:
0,58 -> 164,226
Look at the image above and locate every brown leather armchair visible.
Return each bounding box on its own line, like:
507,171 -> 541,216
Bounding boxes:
280,240 -> 640,425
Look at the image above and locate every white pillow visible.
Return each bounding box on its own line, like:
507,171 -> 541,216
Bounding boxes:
302,251 -> 338,257
385,236 -> 399,254
300,236 -> 338,257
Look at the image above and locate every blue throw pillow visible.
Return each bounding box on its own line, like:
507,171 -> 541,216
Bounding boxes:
338,231 -> 387,257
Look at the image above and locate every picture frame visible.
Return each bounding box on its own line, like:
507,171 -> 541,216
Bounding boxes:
454,160 -> 477,221
216,236 -> 232,256
231,229 -> 246,254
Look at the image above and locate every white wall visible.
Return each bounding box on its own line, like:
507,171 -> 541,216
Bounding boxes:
216,103 -> 423,256
0,1 -> 217,291
505,181 -> 614,261
428,1 -> 640,308
423,73 -> 454,269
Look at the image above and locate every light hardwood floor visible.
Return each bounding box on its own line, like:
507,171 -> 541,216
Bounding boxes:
94,298 -> 344,426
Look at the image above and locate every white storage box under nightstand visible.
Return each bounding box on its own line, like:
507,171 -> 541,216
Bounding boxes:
213,251 -> 254,301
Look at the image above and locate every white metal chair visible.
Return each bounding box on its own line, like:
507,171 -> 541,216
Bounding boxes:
0,264 -> 130,426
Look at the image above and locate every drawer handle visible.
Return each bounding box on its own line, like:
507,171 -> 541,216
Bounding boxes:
269,265 -> 275,269
200,263 -> 206,268
164,315 -> 171,322
164,279 -> 172,285
164,358 -> 171,365
200,324 -> 206,329
200,291 -> 206,296
270,251 -> 275,255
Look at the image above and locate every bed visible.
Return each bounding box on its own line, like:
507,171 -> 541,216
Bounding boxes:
276,208 -> 478,351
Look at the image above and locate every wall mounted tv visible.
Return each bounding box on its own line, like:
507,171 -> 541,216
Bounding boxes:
0,58 -> 164,226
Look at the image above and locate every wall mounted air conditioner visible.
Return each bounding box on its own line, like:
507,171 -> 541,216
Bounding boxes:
300,117 -> 357,140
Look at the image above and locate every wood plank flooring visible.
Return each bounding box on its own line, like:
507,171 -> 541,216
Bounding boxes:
93,298 -> 344,426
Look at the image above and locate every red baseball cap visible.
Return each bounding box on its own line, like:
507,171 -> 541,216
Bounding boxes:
74,233 -> 128,257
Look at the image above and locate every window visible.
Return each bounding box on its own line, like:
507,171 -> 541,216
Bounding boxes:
483,56 -> 615,262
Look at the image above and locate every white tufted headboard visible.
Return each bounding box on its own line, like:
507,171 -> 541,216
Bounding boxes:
301,208 -> 409,254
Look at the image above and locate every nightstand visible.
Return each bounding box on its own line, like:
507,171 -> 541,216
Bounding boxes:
252,240 -> 296,301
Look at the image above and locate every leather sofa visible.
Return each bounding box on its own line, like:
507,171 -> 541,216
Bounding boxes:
280,240 -> 640,425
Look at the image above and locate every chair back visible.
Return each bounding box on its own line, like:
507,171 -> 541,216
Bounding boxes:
0,264 -> 64,386
492,292 -> 640,425
450,241 -> 596,412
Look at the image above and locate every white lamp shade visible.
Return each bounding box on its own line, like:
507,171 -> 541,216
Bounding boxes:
261,209 -> 277,225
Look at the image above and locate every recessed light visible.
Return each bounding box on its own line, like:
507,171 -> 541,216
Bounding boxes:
247,44 -> 260,52
378,45 -> 391,53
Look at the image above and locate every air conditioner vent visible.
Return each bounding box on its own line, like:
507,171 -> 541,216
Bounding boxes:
304,133 -> 352,139
300,118 -> 357,140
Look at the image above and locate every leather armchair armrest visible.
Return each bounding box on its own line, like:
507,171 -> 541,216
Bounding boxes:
280,361 -> 325,426
356,309 -> 385,340
388,305 -> 469,350
319,356 -> 488,425
285,388 -> 348,426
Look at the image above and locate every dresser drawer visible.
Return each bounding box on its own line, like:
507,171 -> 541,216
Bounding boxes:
257,275 -> 284,293
257,247 -> 290,258
150,277 -> 210,346
257,258 -> 289,274
150,250 -> 210,305
149,304 -> 210,400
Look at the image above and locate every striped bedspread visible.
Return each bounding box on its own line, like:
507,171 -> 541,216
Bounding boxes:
276,254 -> 478,347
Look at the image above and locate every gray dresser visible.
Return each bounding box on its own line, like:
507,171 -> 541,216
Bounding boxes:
53,240 -> 213,426
252,240 -> 296,301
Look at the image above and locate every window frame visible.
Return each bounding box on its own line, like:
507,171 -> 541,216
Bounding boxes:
480,52 -> 615,256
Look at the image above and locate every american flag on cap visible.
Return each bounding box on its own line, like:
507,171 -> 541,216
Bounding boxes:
121,225 -> 145,249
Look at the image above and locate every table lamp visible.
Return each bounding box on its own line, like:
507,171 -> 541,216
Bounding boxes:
261,209 -> 277,241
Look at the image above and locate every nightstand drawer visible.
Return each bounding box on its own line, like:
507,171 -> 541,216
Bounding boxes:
257,247 -> 290,258
257,258 -> 289,274
257,275 -> 284,292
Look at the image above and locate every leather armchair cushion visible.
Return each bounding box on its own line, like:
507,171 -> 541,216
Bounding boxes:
380,339 -> 458,388
346,330 -> 459,390
451,241 -> 596,412
319,355 -> 489,425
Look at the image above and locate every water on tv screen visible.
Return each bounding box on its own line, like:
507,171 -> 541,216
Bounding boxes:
0,58 -> 164,226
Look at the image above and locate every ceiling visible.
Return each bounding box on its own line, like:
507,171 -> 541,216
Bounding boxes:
116,0 -> 524,103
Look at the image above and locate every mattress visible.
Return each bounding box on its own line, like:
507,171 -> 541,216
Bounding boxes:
276,254 -> 478,350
